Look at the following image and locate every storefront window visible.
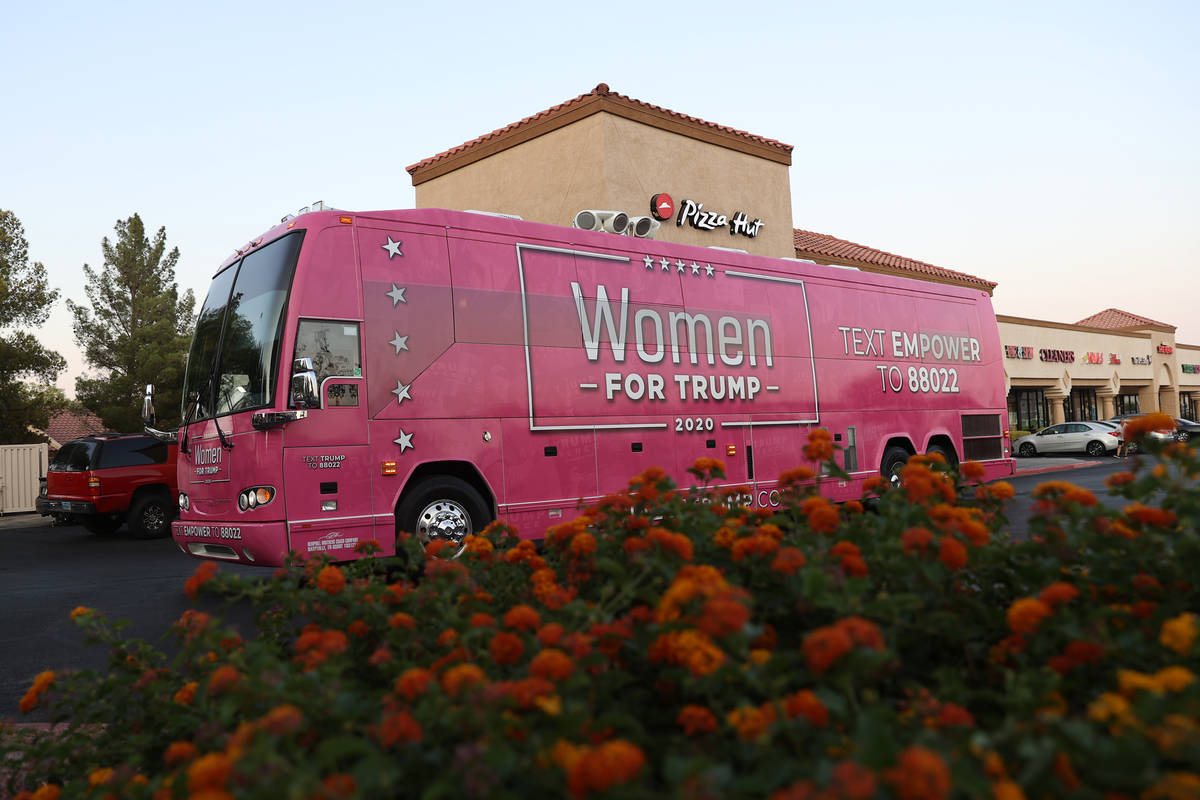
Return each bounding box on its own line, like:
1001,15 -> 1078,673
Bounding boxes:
1066,388 -> 1098,422
1182,394 -> 1195,421
1009,389 -> 1049,432
1116,393 -> 1141,415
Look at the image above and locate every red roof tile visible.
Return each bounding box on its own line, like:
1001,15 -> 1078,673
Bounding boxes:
406,83 -> 793,179
793,229 -> 997,292
44,409 -> 105,447
1074,308 -> 1176,332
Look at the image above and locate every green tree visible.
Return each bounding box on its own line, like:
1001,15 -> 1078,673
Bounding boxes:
68,214 -> 196,431
0,208 -> 66,443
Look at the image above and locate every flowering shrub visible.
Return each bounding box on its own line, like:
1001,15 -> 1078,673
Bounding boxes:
3,432 -> 1200,799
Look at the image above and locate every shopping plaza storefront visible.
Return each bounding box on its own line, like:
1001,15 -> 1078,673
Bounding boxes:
405,84 -> 1200,430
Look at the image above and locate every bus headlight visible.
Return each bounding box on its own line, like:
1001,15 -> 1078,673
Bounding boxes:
178,492 -> 190,511
238,486 -> 276,511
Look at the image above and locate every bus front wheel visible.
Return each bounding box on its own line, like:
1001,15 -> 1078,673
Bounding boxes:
396,477 -> 491,559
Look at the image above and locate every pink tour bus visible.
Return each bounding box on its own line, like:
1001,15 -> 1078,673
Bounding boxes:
144,205 -> 1014,567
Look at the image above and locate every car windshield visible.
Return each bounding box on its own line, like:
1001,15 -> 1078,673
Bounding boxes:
182,231 -> 303,422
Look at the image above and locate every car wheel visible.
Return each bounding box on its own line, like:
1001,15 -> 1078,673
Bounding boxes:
1177,431 -> 1191,443
1018,442 -> 1036,458
1085,440 -> 1106,457
128,494 -> 172,539
82,516 -> 122,535
880,446 -> 910,488
397,477 -> 492,558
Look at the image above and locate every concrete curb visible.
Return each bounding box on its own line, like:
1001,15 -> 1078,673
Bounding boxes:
1014,459 -> 1113,477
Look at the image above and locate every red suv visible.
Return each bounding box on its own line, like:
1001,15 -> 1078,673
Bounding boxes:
42,433 -> 178,538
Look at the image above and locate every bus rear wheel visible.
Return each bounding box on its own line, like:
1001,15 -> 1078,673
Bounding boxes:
881,446 -> 910,488
397,477 -> 491,559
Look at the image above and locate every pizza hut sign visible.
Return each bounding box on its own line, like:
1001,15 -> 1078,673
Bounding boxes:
670,197 -> 764,239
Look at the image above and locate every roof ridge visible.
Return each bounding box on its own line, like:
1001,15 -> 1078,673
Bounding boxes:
406,83 -> 792,176
792,228 -> 996,290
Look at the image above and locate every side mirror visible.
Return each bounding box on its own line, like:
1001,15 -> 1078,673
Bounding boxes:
142,384 -> 156,426
291,358 -> 319,409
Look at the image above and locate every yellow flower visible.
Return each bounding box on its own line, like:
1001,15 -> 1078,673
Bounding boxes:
1161,613 -> 1198,655
533,694 -> 562,716
1157,666 -> 1196,692
1087,692 -> 1131,725
1118,669 -> 1163,695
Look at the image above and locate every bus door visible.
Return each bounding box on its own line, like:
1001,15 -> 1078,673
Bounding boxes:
281,320 -> 373,559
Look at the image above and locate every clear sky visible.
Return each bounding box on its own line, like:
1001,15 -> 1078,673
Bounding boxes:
3,0 -> 1198,398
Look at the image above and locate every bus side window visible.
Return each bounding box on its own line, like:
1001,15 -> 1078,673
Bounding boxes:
294,320 -> 362,406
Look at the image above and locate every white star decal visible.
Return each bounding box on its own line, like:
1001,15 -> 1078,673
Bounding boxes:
382,236 -> 404,259
691,262 -> 701,276
660,257 -> 670,272
392,380 -> 412,404
676,260 -> 686,274
389,331 -> 409,354
705,264 -> 715,277
386,283 -> 407,306
643,255 -> 654,270
393,429 -> 414,453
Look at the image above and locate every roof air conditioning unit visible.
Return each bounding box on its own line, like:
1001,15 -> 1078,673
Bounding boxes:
573,210 -> 629,235
627,216 -> 660,238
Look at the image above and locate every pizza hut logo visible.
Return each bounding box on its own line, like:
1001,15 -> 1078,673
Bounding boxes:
650,193 -> 675,222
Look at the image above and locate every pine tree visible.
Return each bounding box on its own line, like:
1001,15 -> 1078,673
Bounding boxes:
68,214 -> 196,431
0,208 -> 66,443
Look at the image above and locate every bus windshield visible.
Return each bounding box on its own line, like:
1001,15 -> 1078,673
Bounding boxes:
182,231 -> 303,422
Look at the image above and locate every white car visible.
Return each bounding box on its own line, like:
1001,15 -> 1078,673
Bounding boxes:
1014,421 -> 1121,457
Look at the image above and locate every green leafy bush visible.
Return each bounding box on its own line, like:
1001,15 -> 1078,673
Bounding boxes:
3,418 -> 1199,799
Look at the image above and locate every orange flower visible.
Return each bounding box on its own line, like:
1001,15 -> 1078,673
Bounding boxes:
388,612 -> 416,630
569,532 -> 597,558
1160,612 -> 1198,655
187,752 -> 233,793
184,561 -> 219,600
1124,503 -> 1178,528
696,591 -> 751,638
376,710 -> 422,747
832,761 -> 877,800
646,527 -> 694,561
173,681 -> 198,705
1106,471 -> 1137,489
803,427 -> 834,462
503,604 -> 540,632
69,606 -> 93,621
901,462 -> 956,506
163,741 -> 198,766
961,461 -> 986,482
530,648 -> 575,681
1124,412 -> 1175,440
672,630 -> 726,676
938,537 -> 968,571
87,768 -> 114,787
778,466 -> 815,487
883,745 -> 951,800
677,704 -> 718,736
901,527 -> 934,555
838,616 -> 885,650
1007,598 -> 1052,635
989,481 -> 1015,500
315,565 -> 345,595
537,623 -> 565,647
862,476 -> 886,494
489,631 -> 525,666
462,535 -> 494,556
800,496 -> 839,534
1039,582 -> 1079,607
803,625 -> 853,675
259,704 -> 304,736
732,534 -> 781,561
441,663 -> 487,697
770,546 -> 807,575
395,667 -> 434,701
783,689 -> 829,727
207,665 -> 241,695
565,739 -> 646,799
727,705 -> 775,741
469,612 -> 496,628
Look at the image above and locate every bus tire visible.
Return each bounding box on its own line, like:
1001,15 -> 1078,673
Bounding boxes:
927,443 -> 956,467
881,446 -> 909,487
129,494 -> 172,539
396,477 -> 491,558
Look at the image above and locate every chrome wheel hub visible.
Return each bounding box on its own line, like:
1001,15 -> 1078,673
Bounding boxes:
416,499 -> 471,557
